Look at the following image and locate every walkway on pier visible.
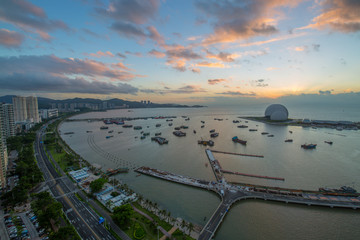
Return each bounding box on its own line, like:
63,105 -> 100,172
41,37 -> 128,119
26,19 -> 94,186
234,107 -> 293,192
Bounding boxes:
211,149 -> 264,158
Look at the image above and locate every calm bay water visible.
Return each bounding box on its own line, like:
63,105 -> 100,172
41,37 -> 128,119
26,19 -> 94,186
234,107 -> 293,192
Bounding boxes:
60,106 -> 360,240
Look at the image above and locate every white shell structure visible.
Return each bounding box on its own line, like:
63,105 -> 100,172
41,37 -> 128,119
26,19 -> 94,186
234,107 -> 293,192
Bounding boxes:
265,104 -> 288,121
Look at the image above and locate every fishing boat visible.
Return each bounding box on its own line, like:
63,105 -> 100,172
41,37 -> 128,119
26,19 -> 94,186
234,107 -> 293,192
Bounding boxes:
100,126 -> 109,130
210,133 -> 219,138
232,136 -> 247,145
285,139 -> 293,142
324,141 -> 333,145
301,143 -> 317,149
209,129 -> 215,133
237,125 -> 248,128
261,132 -> 269,135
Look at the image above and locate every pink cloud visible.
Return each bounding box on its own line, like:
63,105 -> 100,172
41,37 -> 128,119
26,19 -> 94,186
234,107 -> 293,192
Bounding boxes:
208,78 -> 227,85
0,28 -> 24,47
0,0 -> 70,41
87,51 -> 115,58
304,0 -> 360,33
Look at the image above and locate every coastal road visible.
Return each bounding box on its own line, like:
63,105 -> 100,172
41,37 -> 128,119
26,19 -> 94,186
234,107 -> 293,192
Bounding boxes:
35,126 -> 116,240
198,190 -> 248,240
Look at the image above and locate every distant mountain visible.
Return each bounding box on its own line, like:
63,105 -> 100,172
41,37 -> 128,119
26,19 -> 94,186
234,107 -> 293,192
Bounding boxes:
0,95 -> 205,109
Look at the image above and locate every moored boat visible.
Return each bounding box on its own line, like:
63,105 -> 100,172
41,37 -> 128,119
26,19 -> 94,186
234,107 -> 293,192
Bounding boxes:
232,136 -> 247,145
284,139 -> 293,142
210,133 -> 219,138
301,143 -> 317,149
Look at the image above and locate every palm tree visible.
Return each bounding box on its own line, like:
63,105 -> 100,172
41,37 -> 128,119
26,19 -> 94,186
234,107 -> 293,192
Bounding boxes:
188,222 -> 194,235
181,219 -> 186,231
167,211 -> 171,222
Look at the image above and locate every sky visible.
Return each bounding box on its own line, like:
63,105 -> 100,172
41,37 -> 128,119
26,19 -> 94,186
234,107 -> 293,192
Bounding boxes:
0,0 -> 359,106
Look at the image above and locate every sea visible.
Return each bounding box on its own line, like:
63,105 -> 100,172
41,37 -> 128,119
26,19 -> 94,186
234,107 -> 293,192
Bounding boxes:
59,105 -> 360,240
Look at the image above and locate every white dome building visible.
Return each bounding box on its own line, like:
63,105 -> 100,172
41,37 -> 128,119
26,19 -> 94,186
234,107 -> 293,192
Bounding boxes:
265,104 -> 288,121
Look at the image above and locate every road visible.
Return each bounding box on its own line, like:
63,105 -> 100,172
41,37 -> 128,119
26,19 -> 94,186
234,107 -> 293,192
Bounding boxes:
35,125 -> 116,240
198,190 -> 247,240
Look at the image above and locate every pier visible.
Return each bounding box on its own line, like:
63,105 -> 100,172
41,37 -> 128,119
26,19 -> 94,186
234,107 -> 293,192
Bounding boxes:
135,148 -> 360,240
221,169 -> 285,181
211,149 -> 264,158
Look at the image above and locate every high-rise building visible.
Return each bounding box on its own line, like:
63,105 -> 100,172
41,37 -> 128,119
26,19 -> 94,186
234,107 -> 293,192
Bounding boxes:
12,96 -> 40,123
0,103 -> 15,138
0,120 -> 8,188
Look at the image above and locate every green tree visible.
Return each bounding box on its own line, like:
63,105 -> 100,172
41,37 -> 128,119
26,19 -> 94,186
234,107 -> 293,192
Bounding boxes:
112,204 -> 134,227
89,178 -> 107,193
50,226 -> 80,240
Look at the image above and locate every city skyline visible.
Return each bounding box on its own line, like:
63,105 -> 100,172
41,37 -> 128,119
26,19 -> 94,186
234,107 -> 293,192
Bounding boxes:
0,0 -> 359,105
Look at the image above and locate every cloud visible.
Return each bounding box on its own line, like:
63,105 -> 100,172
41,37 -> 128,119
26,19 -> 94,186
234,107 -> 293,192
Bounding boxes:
110,21 -> 147,40
0,0 -> 70,41
162,44 -> 203,71
208,78 -> 227,85
0,28 -> 24,47
191,68 -> 201,73
304,0 -> 360,33
206,50 -> 239,62
140,85 -> 206,95
95,0 -> 159,25
312,44 -> 320,51
147,26 -> 165,46
293,44 -> 320,52
0,55 -> 140,81
196,0 -> 301,44
251,79 -> 269,87
125,51 -> 142,57
82,28 -> 103,39
86,51 -> 115,58
319,89 -> 333,95
0,73 -> 138,94
217,91 -> 256,96
196,61 -> 225,68
116,52 -> 127,59
239,32 -> 307,47
266,67 -> 277,71
148,49 -> 166,58
111,62 -> 131,71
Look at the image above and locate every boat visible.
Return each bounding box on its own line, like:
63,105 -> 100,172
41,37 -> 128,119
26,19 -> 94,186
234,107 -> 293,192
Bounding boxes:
155,132 -> 162,136
143,132 -> 150,136
108,130 -> 114,133
324,141 -> 333,145
201,125 -> 205,128
209,129 -> 215,133
249,129 -> 257,132
198,140 -> 214,146
106,135 -> 113,139
64,132 -> 74,135
118,131 -> 123,134
193,130 -> 196,134
156,124 -> 161,127
140,135 -> 146,140
100,126 -> 109,130
166,119 -> 173,122
232,136 -> 247,145
285,139 -> 293,142
201,121 -> 205,124
133,126 -> 142,130
301,143 -> 317,149
185,118 -> 190,121
181,125 -> 189,129
151,137 -> 169,145
210,133 -> 219,138
319,186 -> 357,195
173,131 -> 186,137
122,124 -> 133,128
174,127 -> 181,130
86,130 -> 93,133
289,131 -> 293,134
103,119 -> 112,124
267,134 -> 274,137
233,120 -> 240,123
237,125 -> 248,128
261,132 -> 269,135
168,123 -> 173,126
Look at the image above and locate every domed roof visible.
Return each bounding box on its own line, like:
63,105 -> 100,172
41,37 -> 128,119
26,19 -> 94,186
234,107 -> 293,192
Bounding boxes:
265,104 -> 288,121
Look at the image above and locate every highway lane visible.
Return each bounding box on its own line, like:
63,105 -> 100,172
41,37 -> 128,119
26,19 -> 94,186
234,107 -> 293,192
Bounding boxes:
35,127 -> 116,240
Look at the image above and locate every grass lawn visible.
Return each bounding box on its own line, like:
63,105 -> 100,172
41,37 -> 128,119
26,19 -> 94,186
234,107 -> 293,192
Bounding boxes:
123,212 -> 162,240
132,202 -> 172,231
